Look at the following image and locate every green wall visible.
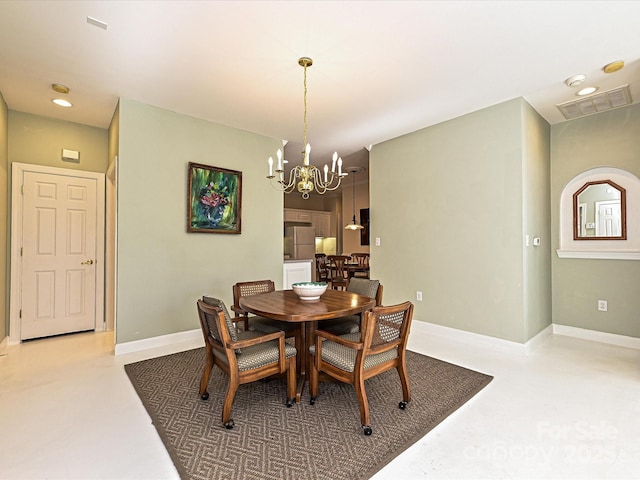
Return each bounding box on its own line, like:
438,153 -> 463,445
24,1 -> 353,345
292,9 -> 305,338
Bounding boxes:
0,93 -> 8,342
8,111 -> 108,173
115,99 -> 283,344
551,103 -> 640,337
371,98 -> 551,343
522,101 -> 552,340
3,95 -> 637,346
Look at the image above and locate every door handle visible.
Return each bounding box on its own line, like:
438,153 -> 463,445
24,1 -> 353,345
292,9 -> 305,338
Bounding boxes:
81,259 -> 94,265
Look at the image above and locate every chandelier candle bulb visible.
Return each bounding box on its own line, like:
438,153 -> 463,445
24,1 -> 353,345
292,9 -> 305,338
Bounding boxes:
324,164 -> 329,182
276,149 -> 283,171
338,158 -> 343,176
304,143 -> 311,166
332,152 -> 337,172
268,157 -> 273,177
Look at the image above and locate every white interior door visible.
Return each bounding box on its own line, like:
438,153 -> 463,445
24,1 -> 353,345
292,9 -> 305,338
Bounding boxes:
596,200 -> 621,237
15,167 -> 103,340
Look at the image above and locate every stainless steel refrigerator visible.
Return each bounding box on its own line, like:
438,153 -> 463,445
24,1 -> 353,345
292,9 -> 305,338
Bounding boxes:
284,226 -> 315,260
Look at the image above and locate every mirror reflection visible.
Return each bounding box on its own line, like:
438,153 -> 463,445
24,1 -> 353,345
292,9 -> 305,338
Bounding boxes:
573,180 -> 626,240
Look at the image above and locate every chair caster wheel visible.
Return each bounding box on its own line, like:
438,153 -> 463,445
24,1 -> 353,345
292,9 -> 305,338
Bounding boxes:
310,396 -> 316,405
398,401 -> 408,410
286,398 -> 294,408
363,426 -> 372,436
201,392 -> 209,400
223,420 -> 235,429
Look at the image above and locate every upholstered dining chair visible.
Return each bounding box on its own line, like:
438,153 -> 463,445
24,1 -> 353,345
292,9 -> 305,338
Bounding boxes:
231,280 -> 276,332
318,278 -> 383,335
315,253 -> 329,282
327,255 -> 351,290
350,253 -> 370,278
197,297 -> 297,429
309,301 -> 414,435
232,280 -> 303,371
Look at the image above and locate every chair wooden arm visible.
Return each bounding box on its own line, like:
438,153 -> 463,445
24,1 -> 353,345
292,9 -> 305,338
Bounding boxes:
226,330 -> 284,350
314,328 -> 364,350
230,305 -> 247,316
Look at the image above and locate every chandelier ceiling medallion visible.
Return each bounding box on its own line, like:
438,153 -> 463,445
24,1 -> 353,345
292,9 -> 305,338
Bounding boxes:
267,57 -> 346,199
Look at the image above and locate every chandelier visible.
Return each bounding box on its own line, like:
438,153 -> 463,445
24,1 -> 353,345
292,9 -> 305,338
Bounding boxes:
267,57 -> 346,199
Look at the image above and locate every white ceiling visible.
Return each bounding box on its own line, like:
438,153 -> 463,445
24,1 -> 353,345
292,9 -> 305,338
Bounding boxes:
1,1 -> 639,168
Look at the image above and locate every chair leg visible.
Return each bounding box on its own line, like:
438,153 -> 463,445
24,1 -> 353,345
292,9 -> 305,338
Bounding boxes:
221,377 -> 239,429
286,356 -> 296,407
199,347 -> 215,400
354,373 -> 371,435
396,357 -> 412,405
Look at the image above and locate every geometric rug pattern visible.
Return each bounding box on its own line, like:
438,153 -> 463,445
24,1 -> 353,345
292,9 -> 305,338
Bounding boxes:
125,348 -> 493,480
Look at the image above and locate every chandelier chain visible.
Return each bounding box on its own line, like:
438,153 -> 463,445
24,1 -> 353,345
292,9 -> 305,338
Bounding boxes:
303,61 -> 308,151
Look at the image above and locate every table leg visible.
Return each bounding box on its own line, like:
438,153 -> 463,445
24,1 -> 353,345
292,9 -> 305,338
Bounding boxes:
293,319 -> 317,404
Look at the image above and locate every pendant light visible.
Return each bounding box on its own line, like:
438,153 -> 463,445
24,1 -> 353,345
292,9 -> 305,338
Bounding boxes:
345,167 -> 364,230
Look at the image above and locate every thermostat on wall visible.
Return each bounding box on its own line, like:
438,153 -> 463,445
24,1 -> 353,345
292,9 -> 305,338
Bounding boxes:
62,148 -> 80,162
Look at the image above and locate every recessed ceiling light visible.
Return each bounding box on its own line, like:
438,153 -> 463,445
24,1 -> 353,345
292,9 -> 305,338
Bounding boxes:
565,74 -> 586,87
577,86 -> 598,96
52,98 -> 73,107
603,61 -> 624,74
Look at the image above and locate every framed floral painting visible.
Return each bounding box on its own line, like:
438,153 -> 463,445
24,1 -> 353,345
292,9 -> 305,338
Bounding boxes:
187,162 -> 242,234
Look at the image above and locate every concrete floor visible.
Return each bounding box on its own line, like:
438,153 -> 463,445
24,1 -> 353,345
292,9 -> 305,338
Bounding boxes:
1,326 -> 639,479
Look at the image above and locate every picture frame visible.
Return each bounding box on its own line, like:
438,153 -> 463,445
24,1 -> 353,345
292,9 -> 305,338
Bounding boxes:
187,162 -> 242,234
360,208 -> 370,245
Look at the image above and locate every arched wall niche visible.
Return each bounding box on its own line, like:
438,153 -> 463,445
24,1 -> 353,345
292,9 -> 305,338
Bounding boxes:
558,167 -> 640,260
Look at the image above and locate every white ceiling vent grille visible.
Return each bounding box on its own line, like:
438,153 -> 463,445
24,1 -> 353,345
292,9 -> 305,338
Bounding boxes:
556,84 -> 632,120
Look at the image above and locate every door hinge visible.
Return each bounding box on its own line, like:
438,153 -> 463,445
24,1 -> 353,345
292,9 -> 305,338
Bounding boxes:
20,246 -> 23,256
21,184 -> 25,195
19,309 -> 22,318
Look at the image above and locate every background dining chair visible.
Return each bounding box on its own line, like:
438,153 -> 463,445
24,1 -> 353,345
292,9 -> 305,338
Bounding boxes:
318,278 -> 383,335
231,280 -> 276,332
315,253 -> 329,282
197,298 -> 297,429
350,253 -> 370,278
232,280 -> 303,371
309,301 -> 414,435
327,255 -> 350,290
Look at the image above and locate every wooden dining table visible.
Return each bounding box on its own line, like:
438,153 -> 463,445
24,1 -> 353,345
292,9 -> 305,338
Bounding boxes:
239,288 -> 376,402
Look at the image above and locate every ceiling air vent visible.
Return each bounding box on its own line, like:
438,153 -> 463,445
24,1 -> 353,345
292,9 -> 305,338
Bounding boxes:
556,84 -> 632,120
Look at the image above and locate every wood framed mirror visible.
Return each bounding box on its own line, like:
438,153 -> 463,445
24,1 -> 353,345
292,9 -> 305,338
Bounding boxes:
573,180 -> 626,240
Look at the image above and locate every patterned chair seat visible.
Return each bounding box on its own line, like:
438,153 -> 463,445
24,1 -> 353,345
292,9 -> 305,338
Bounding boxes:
309,333 -> 397,372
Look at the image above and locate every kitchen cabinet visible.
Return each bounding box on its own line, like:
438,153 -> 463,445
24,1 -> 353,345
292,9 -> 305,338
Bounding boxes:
285,208 -> 334,237
284,208 -> 313,223
311,211 -> 332,237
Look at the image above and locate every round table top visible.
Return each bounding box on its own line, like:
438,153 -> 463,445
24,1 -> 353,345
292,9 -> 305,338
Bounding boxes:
239,289 -> 376,322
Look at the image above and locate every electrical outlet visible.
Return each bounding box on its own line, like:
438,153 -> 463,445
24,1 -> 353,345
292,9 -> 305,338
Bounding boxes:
598,300 -> 608,312
416,291 -> 423,301
375,237 -> 381,246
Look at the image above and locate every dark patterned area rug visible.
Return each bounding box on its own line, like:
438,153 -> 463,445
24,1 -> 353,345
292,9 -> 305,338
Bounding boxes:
125,348 -> 492,480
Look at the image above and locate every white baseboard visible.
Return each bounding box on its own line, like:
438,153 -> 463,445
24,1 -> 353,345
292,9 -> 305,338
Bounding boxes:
113,321 -> 640,358
0,336 -> 8,356
411,318 -> 639,353
114,328 -> 203,355
410,319 -> 552,355
553,324 -> 640,350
